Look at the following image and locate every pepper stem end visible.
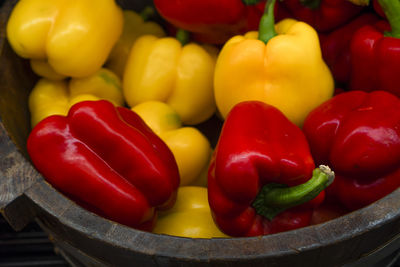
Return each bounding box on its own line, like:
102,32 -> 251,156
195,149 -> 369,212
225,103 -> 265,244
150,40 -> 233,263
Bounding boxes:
258,0 -> 277,44
379,0 -> 400,38
140,6 -> 156,22
176,29 -> 190,46
252,165 -> 335,221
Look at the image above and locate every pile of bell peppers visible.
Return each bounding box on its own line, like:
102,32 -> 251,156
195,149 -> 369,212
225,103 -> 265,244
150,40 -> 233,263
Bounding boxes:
6,0 -> 400,239
6,0 -> 123,77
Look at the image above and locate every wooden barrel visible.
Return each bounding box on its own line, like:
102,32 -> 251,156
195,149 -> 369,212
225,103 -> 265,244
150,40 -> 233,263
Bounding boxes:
1,1 -> 400,266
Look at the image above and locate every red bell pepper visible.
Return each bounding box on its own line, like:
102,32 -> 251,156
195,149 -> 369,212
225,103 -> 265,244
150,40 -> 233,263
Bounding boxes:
349,0 -> 400,97
373,0 -> 385,17
319,13 -> 379,84
281,0 -> 364,32
303,91 -> 400,211
27,100 -> 180,230
153,0 -> 290,44
208,101 -> 334,237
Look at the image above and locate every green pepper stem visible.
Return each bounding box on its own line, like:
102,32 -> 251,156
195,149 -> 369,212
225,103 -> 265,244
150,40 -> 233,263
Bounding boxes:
299,0 -> 322,9
379,0 -> 400,38
258,0 -> 277,44
252,165 -> 335,221
176,29 -> 190,46
140,6 -> 156,22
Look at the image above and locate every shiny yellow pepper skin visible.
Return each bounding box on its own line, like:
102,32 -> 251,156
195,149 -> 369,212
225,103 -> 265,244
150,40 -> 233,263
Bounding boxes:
123,35 -> 218,125
30,59 -> 67,81
153,186 -> 228,238
7,0 -> 123,78
29,68 -> 123,127
106,9 -> 166,78
214,18 -> 334,127
132,101 -> 211,187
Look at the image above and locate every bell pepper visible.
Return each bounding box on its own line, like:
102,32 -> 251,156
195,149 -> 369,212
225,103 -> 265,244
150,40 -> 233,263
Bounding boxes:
6,0 -> 123,77
208,101 -> 335,237
214,0 -> 334,127
319,13 -> 379,84
346,0 -> 384,17
155,1 -> 292,44
281,0 -> 364,32
27,100 -> 180,230
303,91 -> 400,211
153,0 -> 269,44
349,0 -> 400,98
123,33 -> 218,125
131,101 -> 212,187
106,8 -> 166,78
29,68 -> 124,127
153,186 -> 228,238
373,0 -> 386,17
30,59 -> 67,81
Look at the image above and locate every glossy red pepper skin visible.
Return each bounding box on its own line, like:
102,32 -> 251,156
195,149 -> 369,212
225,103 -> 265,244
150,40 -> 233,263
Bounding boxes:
153,0 -> 289,44
208,101 -> 323,237
27,100 -> 180,230
349,21 -> 400,97
282,0 -> 364,32
153,0 -> 256,44
303,91 -> 400,211
319,13 -> 379,84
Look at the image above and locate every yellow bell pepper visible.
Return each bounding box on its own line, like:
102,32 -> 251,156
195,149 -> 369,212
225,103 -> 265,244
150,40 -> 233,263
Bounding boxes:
7,0 -> 123,78
123,34 -> 218,125
214,0 -> 334,127
29,68 -> 123,127
132,101 -> 212,187
153,186 -> 229,238
30,59 -> 67,81
106,9 -> 166,78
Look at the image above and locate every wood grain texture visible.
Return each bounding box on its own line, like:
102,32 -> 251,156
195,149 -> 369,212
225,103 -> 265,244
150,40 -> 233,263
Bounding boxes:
0,0 -> 400,266
0,0 -> 40,228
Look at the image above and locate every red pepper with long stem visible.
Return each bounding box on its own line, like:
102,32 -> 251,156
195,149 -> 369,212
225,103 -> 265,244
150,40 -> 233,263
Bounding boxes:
303,91 -> 400,211
281,0 -> 364,32
208,101 -> 334,237
27,100 -> 180,230
319,13 -> 379,84
349,0 -> 400,97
